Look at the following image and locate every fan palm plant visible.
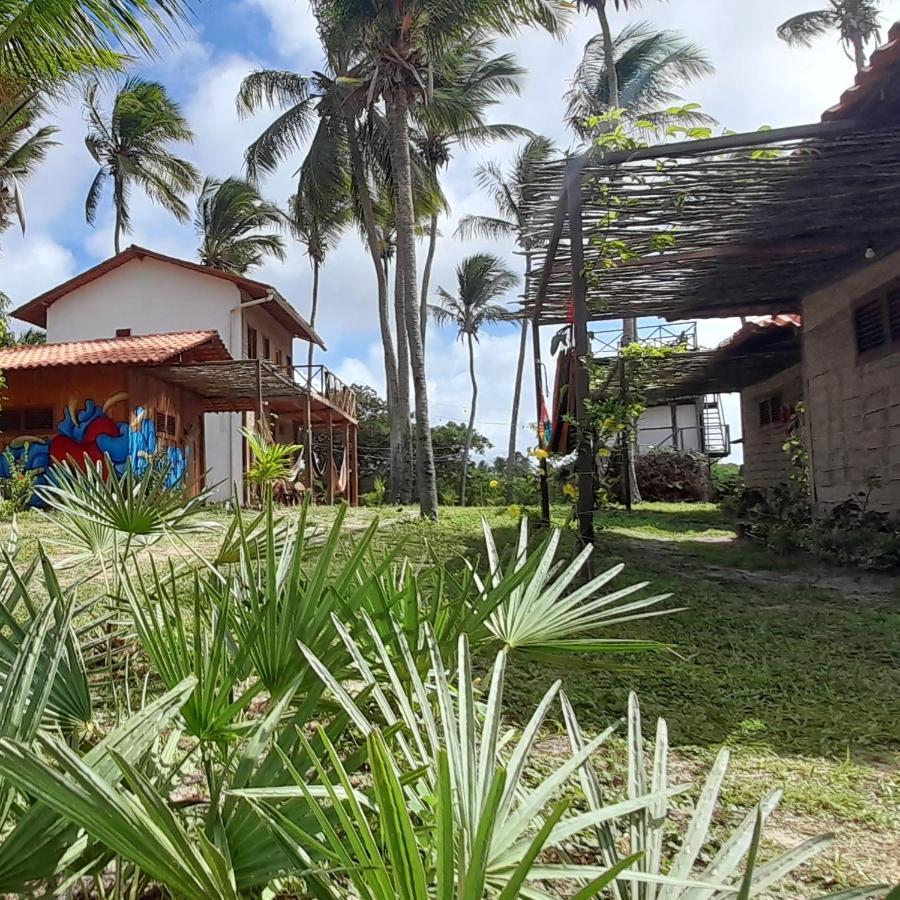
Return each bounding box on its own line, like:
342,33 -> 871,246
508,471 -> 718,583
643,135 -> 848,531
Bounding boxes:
431,253 -> 518,505
195,175 -> 285,275
778,1 -> 882,72
414,36 -> 529,346
312,0 -> 568,520
84,77 -> 199,254
0,89 -> 56,236
456,135 -> 555,503
566,21 -> 715,141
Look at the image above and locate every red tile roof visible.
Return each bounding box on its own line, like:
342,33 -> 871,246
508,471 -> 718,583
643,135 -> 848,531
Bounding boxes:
822,22 -> 900,121
11,245 -> 325,347
721,315 -> 801,351
0,331 -> 230,370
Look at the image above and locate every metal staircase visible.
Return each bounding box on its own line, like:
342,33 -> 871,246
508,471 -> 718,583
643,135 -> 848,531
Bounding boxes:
702,395 -> 731,458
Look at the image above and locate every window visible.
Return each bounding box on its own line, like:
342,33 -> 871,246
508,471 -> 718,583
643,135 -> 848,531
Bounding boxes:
854,283 -> 900,358
247,326 -> 258,359
154,410 -> 176,438
275,349 -> 283,367
263,337 -> 271,360
758,394 -> 782,427
854,299 -> 886,354
0,407 -> 54,433
115,328 -> 132,338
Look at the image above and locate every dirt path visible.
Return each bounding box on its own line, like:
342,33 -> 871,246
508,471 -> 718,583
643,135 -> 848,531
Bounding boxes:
616,535 -> 900,603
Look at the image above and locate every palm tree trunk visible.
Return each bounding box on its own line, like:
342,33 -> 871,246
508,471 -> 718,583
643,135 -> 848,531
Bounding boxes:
386,89 -> 438,519
852,35 -> 867,73
461,331 -> 477,506
113,175 -> 124,255
346,124 -> 402,501
505,251 -> 531,504
596,0 -> 619,108
393,256 -> 413,503
420,211 -> 438,346
307,259 -> 319,369
600,0 -> 638,501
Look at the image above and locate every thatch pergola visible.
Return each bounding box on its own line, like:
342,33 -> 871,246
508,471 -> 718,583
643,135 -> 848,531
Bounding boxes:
521,119 -> 900,542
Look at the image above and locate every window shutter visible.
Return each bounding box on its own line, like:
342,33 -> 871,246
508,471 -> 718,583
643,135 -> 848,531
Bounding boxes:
888,288 -> 900,342
854,299 -> 886,354
0,410 -> 21,432
758,399 -> 772,426
23,408 -> 54,431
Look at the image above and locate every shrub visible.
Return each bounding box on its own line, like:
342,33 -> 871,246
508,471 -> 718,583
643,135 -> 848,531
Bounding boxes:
0,446 -> 37,516
710,461 -> 743,501
634,449 -> 714,502
729,483 -> 900,571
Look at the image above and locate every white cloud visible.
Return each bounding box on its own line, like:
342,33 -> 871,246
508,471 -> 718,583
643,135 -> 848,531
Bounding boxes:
6,0 -> 900,460
1,232 -> 78,308
241,0 -> 324,65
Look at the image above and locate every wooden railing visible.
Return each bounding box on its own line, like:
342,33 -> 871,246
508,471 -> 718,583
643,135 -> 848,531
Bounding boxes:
283,364 -> 358,419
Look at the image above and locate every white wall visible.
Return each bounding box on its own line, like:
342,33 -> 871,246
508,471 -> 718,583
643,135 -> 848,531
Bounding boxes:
637,402 -> 701,453
45,257 -> 248,502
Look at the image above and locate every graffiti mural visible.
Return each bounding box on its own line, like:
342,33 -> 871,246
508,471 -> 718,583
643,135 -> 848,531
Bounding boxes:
0,394 -> 190,504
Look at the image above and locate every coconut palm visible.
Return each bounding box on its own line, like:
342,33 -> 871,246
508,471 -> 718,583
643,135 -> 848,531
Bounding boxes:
289,176 -> 350,368
313,0 -> 567,520
84,78 -> 199,254
431,253 -> 518,505
414,36 -> 529,346
778,1 -> 882,72
456,136 -> 555,504
566,22 -> 715,141
237,60 -> 412,502
0,0 -> 191,85
0,90 -> 57,236
194,175 -> 285,275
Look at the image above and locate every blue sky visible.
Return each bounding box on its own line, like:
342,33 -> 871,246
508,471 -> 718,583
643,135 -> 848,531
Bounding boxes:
4,0 -> 900,461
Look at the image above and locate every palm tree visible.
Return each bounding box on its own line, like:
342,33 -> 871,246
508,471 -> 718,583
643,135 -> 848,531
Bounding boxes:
237,61 -> 410,503
456,136 -> 555,503
566,22 -> 715,141
84,78 -> 199,254
778,1 -> 882,72
430,253 -> 518,505
0,0 -> 191,85
414,36 -> 529,346
289,176 -> 350,368
194,175 -> 285,275
0,89 -> 57,236
313,0 -> 567,520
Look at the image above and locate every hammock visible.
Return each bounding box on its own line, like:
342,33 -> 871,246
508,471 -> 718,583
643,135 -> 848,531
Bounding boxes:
329,447 -> 349,497
548,346 -> 577,455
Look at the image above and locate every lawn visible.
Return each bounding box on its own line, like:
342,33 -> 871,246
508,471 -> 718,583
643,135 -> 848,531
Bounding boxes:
1,501 -> 898,894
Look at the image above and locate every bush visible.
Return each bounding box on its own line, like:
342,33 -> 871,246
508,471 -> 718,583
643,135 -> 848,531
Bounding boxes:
728,484 -> 900,571
0,445 -> 37,516
634,448 -> 714,502
711,461 -> 743,501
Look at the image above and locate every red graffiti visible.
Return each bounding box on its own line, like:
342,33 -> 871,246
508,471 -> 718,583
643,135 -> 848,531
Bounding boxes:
49,415 -> 120,470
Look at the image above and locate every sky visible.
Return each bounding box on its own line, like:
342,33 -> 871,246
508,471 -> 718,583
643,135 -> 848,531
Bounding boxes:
4,0 -> 899,463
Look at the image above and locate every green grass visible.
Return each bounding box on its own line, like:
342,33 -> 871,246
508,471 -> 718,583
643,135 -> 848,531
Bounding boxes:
1,500 -> 898,890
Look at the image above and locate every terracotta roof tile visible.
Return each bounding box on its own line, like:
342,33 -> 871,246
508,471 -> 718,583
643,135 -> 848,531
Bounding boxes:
822,22 -> 900,121
0,331 -> 230,370
721,315 -> 802,351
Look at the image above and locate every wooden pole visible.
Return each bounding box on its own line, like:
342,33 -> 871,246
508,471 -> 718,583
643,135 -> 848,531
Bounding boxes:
352,423 -> 359,507
531,177 -> 572,526
567,160 -> 595,547
620,356 -> 633,513
327,410 -> 335,505
305,389 -> 314,504
255,358 -> 264,423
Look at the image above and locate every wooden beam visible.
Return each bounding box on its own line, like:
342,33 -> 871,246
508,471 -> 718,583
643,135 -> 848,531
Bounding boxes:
531,171 -> 574,526
567,160 -> 595,547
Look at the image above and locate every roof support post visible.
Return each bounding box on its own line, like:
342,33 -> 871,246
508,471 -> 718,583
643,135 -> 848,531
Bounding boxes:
327,410 -> 335,505
567,160 -> 596,547
531,176 -> 571,527
305,391 -> 314,505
